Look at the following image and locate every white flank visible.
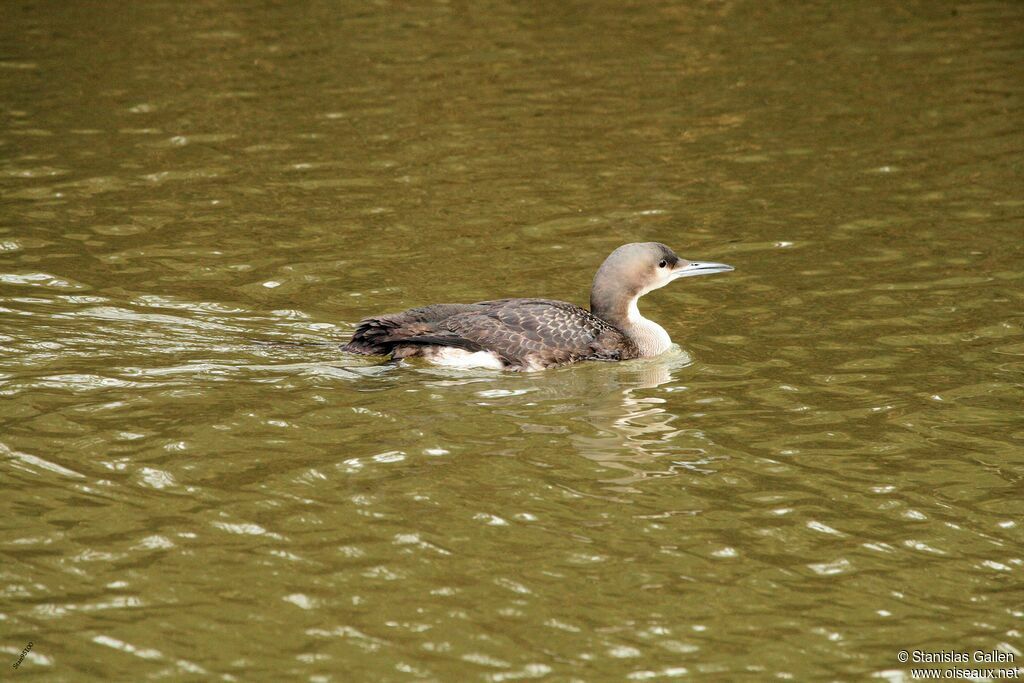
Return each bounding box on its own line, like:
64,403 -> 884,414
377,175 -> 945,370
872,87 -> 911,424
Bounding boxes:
425,348 -> 507,370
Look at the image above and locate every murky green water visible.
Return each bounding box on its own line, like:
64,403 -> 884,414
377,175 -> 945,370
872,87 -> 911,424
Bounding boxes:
3,1 -> 1023,680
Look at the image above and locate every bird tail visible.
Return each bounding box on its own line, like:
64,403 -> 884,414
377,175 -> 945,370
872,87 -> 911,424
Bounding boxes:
342,304 -> 491,357
342,318 -> 487,357
341,317 -> 400,355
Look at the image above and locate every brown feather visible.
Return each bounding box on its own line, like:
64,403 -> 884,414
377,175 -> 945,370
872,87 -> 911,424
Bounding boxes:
343,299 -> 637,370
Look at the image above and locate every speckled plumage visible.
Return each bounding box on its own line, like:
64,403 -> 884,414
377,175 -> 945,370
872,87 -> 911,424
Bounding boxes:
343,242 -> 734,371
343,298 -> 638,371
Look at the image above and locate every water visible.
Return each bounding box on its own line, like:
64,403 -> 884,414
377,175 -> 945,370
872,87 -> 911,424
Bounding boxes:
2,1 -> 1022,680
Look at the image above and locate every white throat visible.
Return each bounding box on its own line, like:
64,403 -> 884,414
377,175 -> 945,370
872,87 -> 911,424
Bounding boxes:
626,296 -> 672,357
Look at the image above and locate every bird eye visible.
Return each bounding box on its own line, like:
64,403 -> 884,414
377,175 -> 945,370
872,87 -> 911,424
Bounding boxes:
658,260 -> 667,268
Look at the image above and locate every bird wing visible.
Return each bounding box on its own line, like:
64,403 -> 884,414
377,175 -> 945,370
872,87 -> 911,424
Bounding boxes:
441,299 -> 635,368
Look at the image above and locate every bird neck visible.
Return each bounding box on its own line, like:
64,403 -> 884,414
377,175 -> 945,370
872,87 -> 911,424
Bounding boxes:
591,293 -> 672,358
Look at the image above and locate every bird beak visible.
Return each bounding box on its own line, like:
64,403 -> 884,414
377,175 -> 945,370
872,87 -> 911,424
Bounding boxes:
670,260 -> 735,280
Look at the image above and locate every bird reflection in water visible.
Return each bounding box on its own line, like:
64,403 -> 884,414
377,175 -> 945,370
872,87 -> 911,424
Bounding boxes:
566,346 -> 723,495
418,346 -> 724,496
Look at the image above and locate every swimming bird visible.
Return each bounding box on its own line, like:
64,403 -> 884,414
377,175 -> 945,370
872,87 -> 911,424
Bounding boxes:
343,242 -> 733,371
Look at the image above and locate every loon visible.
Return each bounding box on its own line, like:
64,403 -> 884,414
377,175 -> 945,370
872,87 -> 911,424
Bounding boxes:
342,242 -> 733,371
